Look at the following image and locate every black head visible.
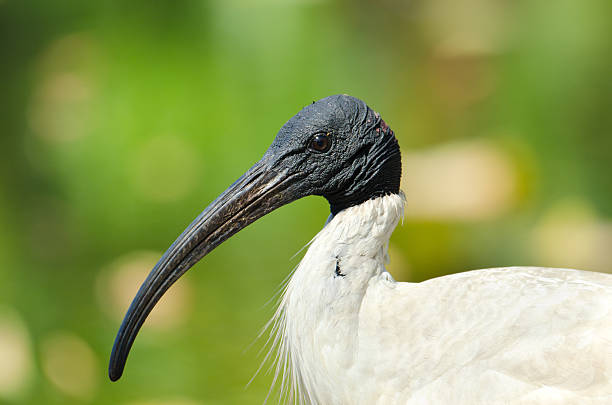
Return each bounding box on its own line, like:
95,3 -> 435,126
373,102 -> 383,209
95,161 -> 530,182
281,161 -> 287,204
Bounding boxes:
264,94 -> 401,214
108,95 -> 401,381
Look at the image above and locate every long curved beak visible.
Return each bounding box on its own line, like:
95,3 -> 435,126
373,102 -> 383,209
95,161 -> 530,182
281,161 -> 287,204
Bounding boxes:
109,160 -> 303,381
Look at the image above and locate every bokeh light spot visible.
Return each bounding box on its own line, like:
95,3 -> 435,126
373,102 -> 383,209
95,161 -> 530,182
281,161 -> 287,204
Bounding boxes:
28,33 -> 100,143
422,0 -> 510,54
532,199 -> 612,272
29,72 -> 94,142
40,331 -> 98,400
0,307 -> 33,400
401,140 -> 518,221
386,244 -> 412,282
97,251 -> 193,330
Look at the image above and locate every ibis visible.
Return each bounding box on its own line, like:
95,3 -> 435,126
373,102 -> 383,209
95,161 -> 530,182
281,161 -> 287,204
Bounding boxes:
109,95 -> 612,404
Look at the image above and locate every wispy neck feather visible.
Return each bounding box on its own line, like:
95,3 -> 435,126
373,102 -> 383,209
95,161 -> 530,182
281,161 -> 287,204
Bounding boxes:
261,193 -> 405,404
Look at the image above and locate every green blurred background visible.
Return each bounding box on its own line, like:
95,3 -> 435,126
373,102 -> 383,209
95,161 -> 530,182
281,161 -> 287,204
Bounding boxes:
1,0 -> 611,404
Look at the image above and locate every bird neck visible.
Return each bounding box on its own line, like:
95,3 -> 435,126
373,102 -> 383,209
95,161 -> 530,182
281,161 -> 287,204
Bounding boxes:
320,191 -> 405,259
266,192 -> 405,403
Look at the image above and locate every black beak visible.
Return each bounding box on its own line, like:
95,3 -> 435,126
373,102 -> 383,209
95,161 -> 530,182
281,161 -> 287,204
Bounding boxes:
108,160 -> 304,381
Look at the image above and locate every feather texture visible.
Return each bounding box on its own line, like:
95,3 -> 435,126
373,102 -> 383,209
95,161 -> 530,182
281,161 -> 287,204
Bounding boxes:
267,193 -> 612,404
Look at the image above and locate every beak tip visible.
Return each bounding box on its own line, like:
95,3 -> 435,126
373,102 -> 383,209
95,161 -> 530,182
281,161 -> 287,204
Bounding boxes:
109,343 -> 126,382
108,364 -> 123,382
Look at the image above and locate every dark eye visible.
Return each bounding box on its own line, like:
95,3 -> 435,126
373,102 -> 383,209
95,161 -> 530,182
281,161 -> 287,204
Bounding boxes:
309,133 -> 331,153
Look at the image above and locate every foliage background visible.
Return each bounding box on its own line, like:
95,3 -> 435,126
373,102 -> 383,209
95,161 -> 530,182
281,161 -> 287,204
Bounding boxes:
1,0 -> 611,404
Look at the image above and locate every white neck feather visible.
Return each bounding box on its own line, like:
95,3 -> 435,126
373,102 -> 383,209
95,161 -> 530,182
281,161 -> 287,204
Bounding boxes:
263,193 -> 405,404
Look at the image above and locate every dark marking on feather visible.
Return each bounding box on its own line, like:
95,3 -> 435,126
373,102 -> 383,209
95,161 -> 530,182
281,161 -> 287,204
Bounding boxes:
335,257 -> 346,277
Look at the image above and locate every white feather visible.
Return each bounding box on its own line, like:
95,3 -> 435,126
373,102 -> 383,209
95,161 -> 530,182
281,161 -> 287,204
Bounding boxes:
266,193 -> 612,404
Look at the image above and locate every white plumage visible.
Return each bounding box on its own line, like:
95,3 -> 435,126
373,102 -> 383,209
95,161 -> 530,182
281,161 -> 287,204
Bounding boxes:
268,193 -> 612,404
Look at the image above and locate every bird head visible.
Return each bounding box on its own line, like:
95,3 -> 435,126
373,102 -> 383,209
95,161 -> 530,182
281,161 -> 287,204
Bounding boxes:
264,94 -> 401,214
108,94 -> 401,381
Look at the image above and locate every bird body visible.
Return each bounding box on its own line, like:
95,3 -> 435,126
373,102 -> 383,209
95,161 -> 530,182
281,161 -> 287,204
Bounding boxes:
273,193 -> 612,404
109,95 -> 612,405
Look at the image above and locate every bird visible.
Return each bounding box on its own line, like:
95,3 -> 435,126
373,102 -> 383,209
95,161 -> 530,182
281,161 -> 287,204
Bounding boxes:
109,95 -> 612,404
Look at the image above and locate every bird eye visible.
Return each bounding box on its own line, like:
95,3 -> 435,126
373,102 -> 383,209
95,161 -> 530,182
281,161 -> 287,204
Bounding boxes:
309,133 -> 331,153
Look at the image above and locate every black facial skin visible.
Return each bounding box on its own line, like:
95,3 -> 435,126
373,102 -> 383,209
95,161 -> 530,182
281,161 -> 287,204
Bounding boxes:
263,94 -> 401,214
108,94 -> 401,381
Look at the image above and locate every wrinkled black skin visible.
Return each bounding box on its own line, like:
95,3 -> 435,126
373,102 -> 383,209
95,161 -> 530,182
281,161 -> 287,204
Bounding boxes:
263,94 -> 401,214
108,94 -> 401,381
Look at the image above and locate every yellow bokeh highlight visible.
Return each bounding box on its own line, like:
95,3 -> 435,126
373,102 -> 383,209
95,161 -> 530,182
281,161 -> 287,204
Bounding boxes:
0,307 -> 33,400
97,251 -> 193,330
402,140 -> 518,221
40,331 -> 99,400
532,199 -> 612,272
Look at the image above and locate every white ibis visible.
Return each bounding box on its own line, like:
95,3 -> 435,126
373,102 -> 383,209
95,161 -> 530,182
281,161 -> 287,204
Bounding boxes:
109,95 -> 612,404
